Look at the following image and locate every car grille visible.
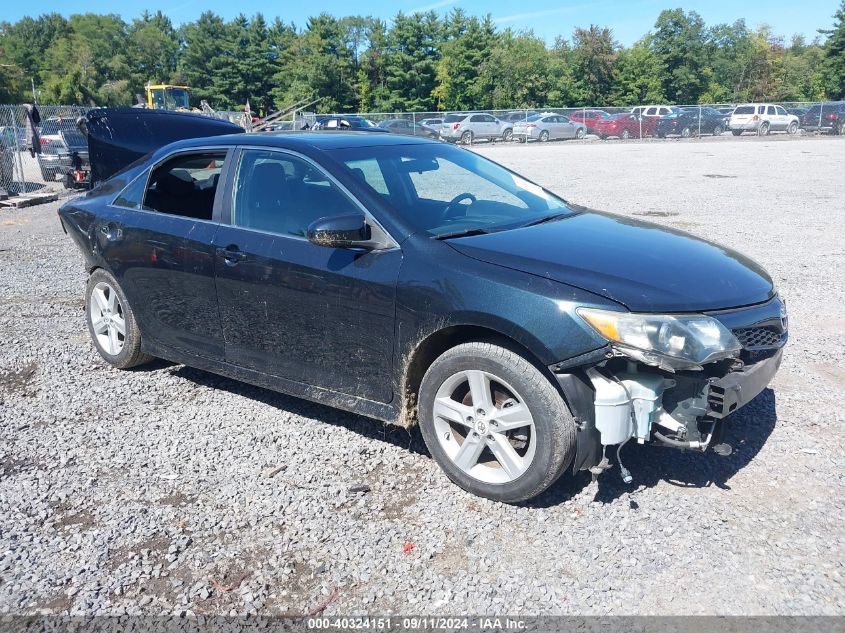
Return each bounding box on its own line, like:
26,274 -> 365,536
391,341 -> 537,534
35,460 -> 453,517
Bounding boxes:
733,326 -> 784,349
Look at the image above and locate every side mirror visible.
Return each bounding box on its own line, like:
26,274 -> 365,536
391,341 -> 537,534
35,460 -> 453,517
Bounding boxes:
307,213 -> 372,249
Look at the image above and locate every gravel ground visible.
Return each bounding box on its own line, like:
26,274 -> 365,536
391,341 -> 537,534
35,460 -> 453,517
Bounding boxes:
0,134 -> 843,617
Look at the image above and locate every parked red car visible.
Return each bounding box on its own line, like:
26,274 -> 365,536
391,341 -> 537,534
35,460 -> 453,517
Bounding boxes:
593,113 -> 657,139
568,109 -> 610,134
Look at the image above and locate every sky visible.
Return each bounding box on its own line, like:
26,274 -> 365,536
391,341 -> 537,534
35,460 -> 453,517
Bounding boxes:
3,0 -> 839,46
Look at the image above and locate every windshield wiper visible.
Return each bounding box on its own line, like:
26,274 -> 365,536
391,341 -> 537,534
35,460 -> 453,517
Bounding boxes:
434,227 -> 497,240
520,212 -> 572,228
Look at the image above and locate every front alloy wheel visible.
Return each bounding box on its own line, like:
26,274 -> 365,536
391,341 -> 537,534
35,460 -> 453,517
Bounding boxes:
432,369 -> 536,484
419,341 -> 576,502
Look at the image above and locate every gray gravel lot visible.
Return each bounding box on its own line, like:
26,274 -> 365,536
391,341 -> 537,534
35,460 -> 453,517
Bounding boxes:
1,134 -> 843,617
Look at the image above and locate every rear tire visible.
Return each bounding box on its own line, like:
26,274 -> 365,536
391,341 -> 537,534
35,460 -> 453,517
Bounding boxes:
460,131 -> 473,145
681,126 -> 692,138
757,122 -> 770,136
731,130 -> 743,136
418,341 -> 576,503
86,269 -> 153,370
502,128 -> 513,142
539,130 -> 550,142
712,124 -> 723,136
621,129 -> 630,140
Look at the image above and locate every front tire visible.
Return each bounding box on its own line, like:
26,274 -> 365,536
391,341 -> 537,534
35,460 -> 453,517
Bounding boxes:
758,122 -> 770,136
502,128 -> 513,142
575,127 -> 585,139
621,129 -> 630,140
681,126 -> 692,138
732,130 -> 743,136
712,124 -> 723,136
86,269 -> 153,369
418,341 -> 576,503
787,121 -> 798,135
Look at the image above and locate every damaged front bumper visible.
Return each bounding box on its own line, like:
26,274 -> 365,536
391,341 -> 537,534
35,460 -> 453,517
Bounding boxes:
553,297 -> 787,477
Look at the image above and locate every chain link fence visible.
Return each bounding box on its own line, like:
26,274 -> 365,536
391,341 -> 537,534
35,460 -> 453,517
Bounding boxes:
0,104 -> 89,198
0,101 -> 841,199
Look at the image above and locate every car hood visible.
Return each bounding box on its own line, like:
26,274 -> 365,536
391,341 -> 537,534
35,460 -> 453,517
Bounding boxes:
446,211 -> 774,312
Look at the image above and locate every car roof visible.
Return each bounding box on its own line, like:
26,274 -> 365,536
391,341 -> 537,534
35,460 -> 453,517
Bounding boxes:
165,131 -> 437,153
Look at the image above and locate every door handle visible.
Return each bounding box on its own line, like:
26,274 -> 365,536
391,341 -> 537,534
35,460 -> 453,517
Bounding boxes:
216,246 -> 246,266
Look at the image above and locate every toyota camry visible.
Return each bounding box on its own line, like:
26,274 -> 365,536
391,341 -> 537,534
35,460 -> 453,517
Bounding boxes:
59,113 -> 786,502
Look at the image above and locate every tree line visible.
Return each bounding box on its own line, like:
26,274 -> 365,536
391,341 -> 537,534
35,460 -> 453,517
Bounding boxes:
1,3 -> 844,113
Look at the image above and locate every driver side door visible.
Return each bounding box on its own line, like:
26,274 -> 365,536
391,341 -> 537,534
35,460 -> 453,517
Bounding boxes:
213,148 -> 402,403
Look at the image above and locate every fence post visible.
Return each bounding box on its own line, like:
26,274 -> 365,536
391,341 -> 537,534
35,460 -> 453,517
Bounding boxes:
412,111 -> 416,136
698,105 -> 702,137
14,107 -> 26,194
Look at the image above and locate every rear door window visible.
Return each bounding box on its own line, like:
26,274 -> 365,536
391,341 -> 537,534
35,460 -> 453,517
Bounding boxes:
143,152 -> 226,221
767,106 -> 777,115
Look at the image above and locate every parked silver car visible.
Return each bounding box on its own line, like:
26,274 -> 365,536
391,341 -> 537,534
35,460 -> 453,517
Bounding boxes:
513,113 -> 587,142
440,113 -> 513,144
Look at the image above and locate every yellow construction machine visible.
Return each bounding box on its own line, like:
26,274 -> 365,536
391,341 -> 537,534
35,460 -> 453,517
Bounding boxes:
144,84 -> 192,111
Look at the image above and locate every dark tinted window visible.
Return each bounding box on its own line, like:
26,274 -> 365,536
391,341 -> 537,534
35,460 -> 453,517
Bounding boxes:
143,152 -> 225,220
232,149 -> 359,237
734,106 -> 755,114
444,114 -> 465,123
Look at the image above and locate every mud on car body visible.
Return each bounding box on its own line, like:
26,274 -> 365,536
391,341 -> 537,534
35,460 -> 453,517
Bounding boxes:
58,109 -> 787,503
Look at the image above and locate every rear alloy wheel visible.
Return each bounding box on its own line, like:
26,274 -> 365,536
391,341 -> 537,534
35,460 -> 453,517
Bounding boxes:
502,128 -> 513,142
575,127 -> 585,139
681,126 -> 692,138
539,130 -> 550,142
419,341 -> 576,503
732,130 -> 743,136
621,129 -> 630,140
460,130 -> 473,145
86,269 -> 153,369
758,122 -> 770,136
712,124 -> 723,136
787,121 -> 798,135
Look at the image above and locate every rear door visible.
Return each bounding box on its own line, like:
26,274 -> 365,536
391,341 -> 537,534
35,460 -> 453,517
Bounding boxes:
113,149 -> 230,359
767,105 -> 782,130
213,147 -> 401,403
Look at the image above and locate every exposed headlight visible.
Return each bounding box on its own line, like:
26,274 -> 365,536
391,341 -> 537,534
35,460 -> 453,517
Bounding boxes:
576,307 -> 741,370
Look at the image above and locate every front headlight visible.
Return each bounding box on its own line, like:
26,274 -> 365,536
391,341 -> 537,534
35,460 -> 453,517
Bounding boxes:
576,307 -> 741,370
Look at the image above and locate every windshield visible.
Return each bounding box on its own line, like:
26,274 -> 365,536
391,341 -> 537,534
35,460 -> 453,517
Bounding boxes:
165,88 -> 190,109
336,143 -> 573,238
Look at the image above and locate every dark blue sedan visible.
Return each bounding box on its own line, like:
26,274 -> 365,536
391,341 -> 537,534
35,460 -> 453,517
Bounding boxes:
59,127 -> 786,502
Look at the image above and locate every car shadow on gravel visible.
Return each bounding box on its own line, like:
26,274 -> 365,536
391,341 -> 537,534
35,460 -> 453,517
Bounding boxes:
167,365 -> 430,455
156,365 -> 776,508
527,389 -> 779,508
